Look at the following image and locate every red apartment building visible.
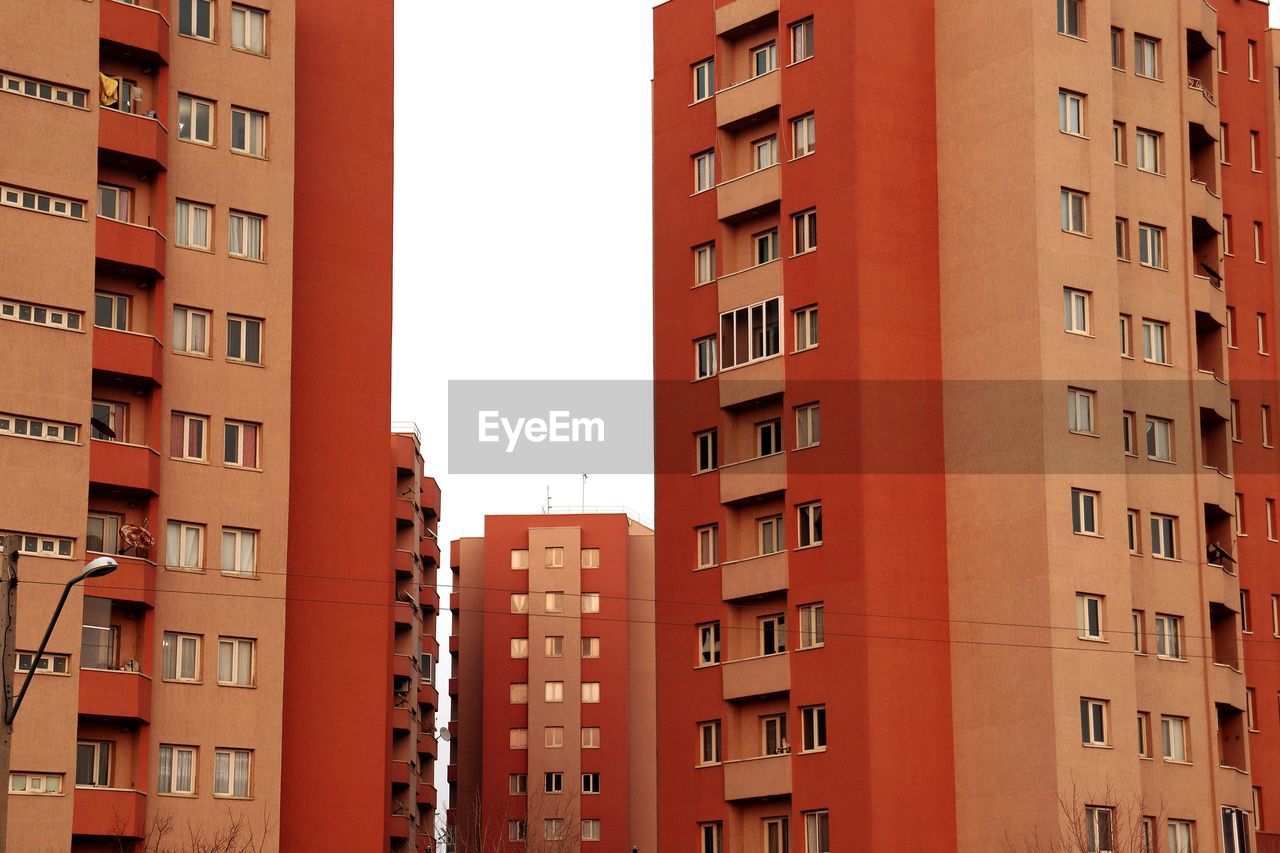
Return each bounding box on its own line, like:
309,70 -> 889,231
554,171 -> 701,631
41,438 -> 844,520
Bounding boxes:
654,0 -> 1280,850
0,0 -> 422,850
447,514 -> 656,852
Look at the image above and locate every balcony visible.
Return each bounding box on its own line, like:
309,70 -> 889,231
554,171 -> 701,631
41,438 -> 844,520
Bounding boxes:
417,730 -> 438,761
718,165 -> 780,222
73,786 -> 147,838
387,813 -> 410,840
420,587 -> 440,615
716,71 -> 780,130
721,551 -> 788,602
419,537 -> 440,567
722,652 -> 790,702
100,0 -> 170,65
89,439 -> 160,495
448,635 -> 459,654
720,452 -> 786,504
1194,369 -> 1231,423
392,549 -> 415,579
390,759 -> 412,788
1198,465 -> 1235,517
96,217 -> 166,278
416,781 -> 437,808
99,108 -> 167,172
717,259 -> 782,315
392,706 -> 413,733
419,683 -> 439,713
393,654 -> 413,679
78,668 -> 151,722
93,327 -> 163,385
395,498 -> 415,526
715,0 -> 778,36
449,592 -> 460,612
420,478 -> 441,519
720,356 -> 784,409
85,553 -> 156,607
448,676 -> 459,697
723,753 -> 791,801
394,601 -> 414,628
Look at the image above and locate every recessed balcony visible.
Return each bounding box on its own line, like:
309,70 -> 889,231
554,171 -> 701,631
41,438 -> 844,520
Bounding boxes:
723,752 -> 791,801
722,652 -> 789,701
721,551 -> 788,602
716,71 -> 780,131
100,0 -> 170,66
73,787 -> 147,838
717,260 -> 782,315
96,216 -> 166,278
720,452 -> 786,504
718,165 -> 781,222
93,326 -> 163,385
77,668 -> 151,722
720,356 -> 784,409
89,439 -> 160,495
715,0 -> 778,37
99,107 -> 167,172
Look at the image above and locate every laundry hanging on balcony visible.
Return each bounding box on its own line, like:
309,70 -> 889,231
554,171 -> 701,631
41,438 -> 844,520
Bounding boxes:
98,73 -> 118,107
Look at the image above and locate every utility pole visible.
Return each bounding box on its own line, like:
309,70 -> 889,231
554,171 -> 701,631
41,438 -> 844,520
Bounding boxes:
0,533 -> 20,849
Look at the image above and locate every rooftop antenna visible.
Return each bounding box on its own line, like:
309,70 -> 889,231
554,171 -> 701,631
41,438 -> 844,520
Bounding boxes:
581,473 -> 588,511
544,485 -> 552,514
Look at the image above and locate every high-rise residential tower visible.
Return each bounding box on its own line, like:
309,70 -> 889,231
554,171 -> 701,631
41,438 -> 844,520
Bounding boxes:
653,0 -> 1280,850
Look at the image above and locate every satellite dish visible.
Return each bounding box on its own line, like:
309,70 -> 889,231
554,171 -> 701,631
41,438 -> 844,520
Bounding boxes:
438,726 -> 452,742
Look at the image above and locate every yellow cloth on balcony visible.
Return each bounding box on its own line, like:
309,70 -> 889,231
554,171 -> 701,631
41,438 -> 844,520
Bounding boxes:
99,73 -> 118,107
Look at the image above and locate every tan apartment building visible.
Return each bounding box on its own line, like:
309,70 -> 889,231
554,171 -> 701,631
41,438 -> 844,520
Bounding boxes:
0,0 -> 407,850
447,514 -> 656,852
653,0 -> 1280,850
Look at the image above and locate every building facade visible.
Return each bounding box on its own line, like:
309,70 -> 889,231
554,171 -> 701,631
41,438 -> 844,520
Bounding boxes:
447,514 -> 656,852
653,0 -> 1280,851
0,0 -> 405,849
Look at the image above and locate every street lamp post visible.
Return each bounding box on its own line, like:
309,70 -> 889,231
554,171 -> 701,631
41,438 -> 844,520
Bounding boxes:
0,534 -> 117,847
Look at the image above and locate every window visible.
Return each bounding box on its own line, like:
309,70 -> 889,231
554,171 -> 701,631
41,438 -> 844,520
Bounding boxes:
798,502 -> 822,547
699,622 -> 721,666
1243,590 -> 1253,633
720,297 -> 781,368
1077,594 -> 1103,640
172,306 -> 210,357
754,136 -> 778,171
1081,698 -> 1108,744
581,636 -> 600,658
693,59 -> 715,103
223,420 -> 260,469
1221,122 -> 1232,164
1257,222 -> 1267,263
231,4 -> 266,54
1155,614 -> 1182,659
1132,610 -> 1145,654
509,682 -> 528,704
1120,314 -> 1133,358
75,741 -> 111,787
760,613 -> 786,655
178,0 -> 214,39
509,728 -> 527,749
1064,289 -> 1091,333
544,727 -> 564,748
756,418 -> 778,458
1150,514 -> 1176,559
1112,123 -> 1126,165
793,113 -> 816,157
799,603 -> 824,648
698,721 -> 723,766
1126,509 -> 1140,552
1137,712 -> 1151,757
226,315 -> 262,365
1161,716 -> 1188,762
230,106 -> 266,156
0,533 -> 73,559
544,771 -> 563,794
1224,807 -> 1250,853
801,705 -> 826,752
694,336 -> 718,381
511,549 -> 529,570
759,515 -> 784,554
544,681 -> 564,703
1252,131 -> 1263,172
1059,90 -> 1085,136
1232,400 -> 1241,440
546,820 -> 567,842
217,637 -> 254,686
582,592 -> 600,613
82,609 -> 115,672
1057,0 -> 1081,36
1268,498 -> 1277,540
1114,218 -> 1129,260
1228,306 -> 1238,347
0,415 -> 78,445
1085,806 -> 1114,853
1068,388 -> 1095,434
1071,489 -> 1100,535
213,749 -> 251,798
228,211 -> 265,261
86,511 -> 122,554
793,209 -> 818,254
696,525 -> 718,568
582,682 -> 601,703
0,71 -> 87,109
751,42 -> 777,77
175,200 -> 212,250
694,243 -> 716,285
796,403 -> 820,448
693,150 -> 715,193
157,745 -> 196,795
509,773 -> 527,795
794,306 -> 819,351
804,811 -> 830,853
1249,38 -> 1260,80
579,547 -> 600,569
1135,129 -> 1161,173
1145,417 -> 1172,461
0,184 -> 84,220
1111,28 -> 1125,69
1248,688 -> 1258,730
765,817 -> 790,853
545,592 -> 565,613
221,527 -> 257,576
543,546 -> 564,568
544,636 -> 564,657
1134,35 -> 1159,78
752,231 -> 781,268
509,821 -> 527,842
1,297 -> 82,332
582,727 -> 601,748
15,652 -> 69,675
791,18 -> 814,62
177,95 -> 213,144
1061,189 -> 1087,234
165,521 -> 204,569
695,430 -> 717,473
582,819 -> 601,842
9,773 -> 63,795
1167,820 -> 1193,853
1137,224 -> 1165,268
1142,320 -> 1169,364
96,184 -> 132,223
1261,314 -> 1271,355
162,632 -> 200,682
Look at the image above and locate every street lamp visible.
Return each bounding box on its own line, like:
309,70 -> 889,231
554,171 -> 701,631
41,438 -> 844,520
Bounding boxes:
4,555 -> 118,725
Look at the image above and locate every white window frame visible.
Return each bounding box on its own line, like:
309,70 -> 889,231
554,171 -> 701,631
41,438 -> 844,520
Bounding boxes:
220,527 -> 257,577
804,811 -> 830,853
696,525 -> 718,568
165,520 -> 204,569
1064,289 -> 1090,335
753,135 -> 778,171
1150,514 -> 1177,560
228,211 -> 265,261
1161,715 -> 1188,762
698,721 -> 721,766
582,592 -> 600,613
1071,489 -> 1100,536
177,0 -> 214,40
544,681 -> 564,703
792,113 -> 816,158
1145,417 -> 1173,462
172,306 -> 210,356
797,502 -> 822,548
1134,35 -> 1160,79
1081,698 -> 1109,745
230,4 -> 267,55
753,229 -> 780,265
175,200 -> 212,250
1135,129 -> 1161,174
8,772 -> 63,795
693,59 -> 715,103
1076,593 -> 1103,640
720,296 -> 781,369
694,150 -> 715,193
581,681 -> 601,703
157,744 -> 197,795
1137,223 -> 1165,269
177,94 -> 214,145
759,515 -> 785,555
230,106 -> 266,157
1142,319 -> 1169,364
226,314 -> 263,365
793,209 -> 817,254
1059,90 -> 1085,136
544,546 -> 564,568
794,306 -> 819,351
1061,188 -> 1087,235
751,42 -> 777,77
217,636 -> 254,686
694,243 -> 716,286
1068,388 -> 1095,435
212,748 -> 251,799
698,622 -> 720,666
790,18 -> 814,63
800,705 -> 826,752
799,603 -> 824,649
1154,614 -> 1183,660
510,549 -> 529,570
161,631 -> 201,682
96,183 -> 132,224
